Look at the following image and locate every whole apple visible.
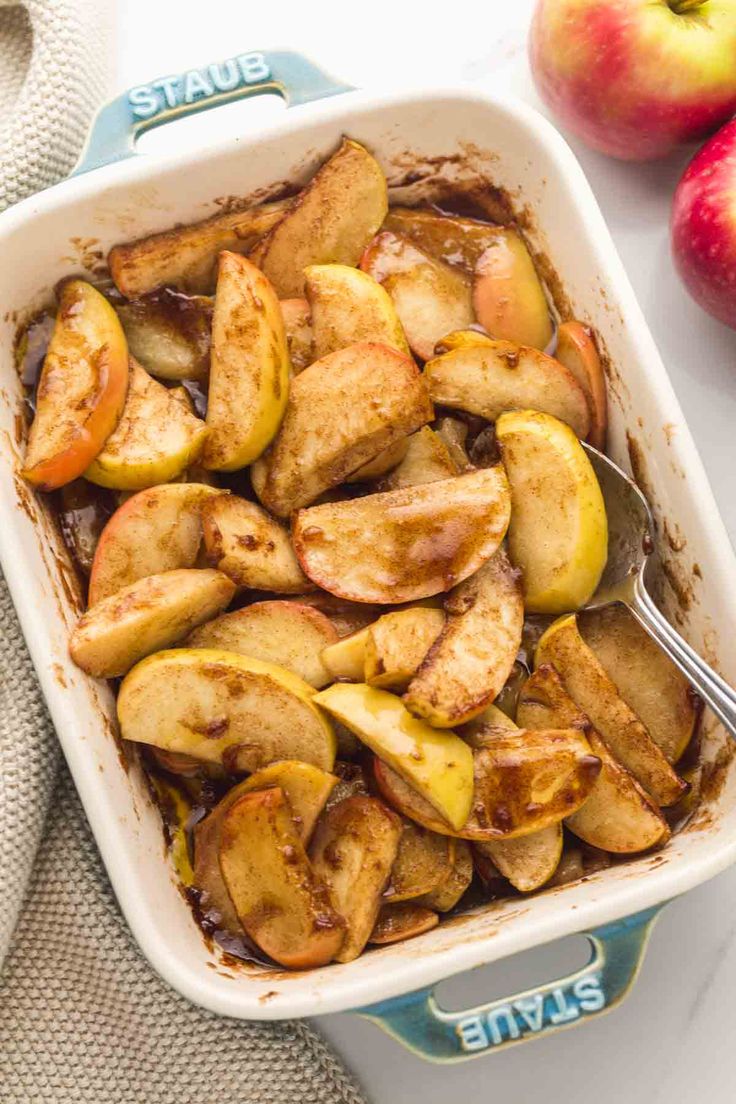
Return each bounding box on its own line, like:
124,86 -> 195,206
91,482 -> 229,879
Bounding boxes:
672,119 -> 736,327
529,0 -> 736,161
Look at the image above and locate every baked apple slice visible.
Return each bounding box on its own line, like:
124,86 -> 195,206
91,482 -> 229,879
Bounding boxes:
84,359 -> 207,490
255,139 -> 388,297
535,615 -> 687,807
424,341 -> 590,438
415,839 -> 473,911
369,903 -> 439,945
293,467 -> 511,604
321,626 -> 373,681
474,825 -> 563,893
193,761 -> 335,933
434,329 -> 496,354
203,251 -> 289,470
88,483 -> 224,605
472,229 -> 553,350
404,549 -> 523,726
361,230 -> 474,360
381,426 -> 459,490
116,289 -> 212,381
280,298 -> 313,373
108,198 -> 291,297
186,600 -> 338,688
517,663 -> 669,852
555,321 -> 608,451
364,607 -> 445,690
578,604 -> 697,764
435,416 -> 472,472
201,494 -> 309,593
305,263 -> 410,358
383,207 -> 502,270
496,410 -> 607,613
314,682 -> 474,830
259,341 -> 432,516
219,788 -> 344,968
70,568 -> 235,677
309,795 -> 401,962
346,437 -> 410,483
22,279 -> 129,490
118,648 -> 336,771
386,820 -> 455,902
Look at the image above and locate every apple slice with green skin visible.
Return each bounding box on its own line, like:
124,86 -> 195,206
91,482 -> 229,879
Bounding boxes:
404,549 -> 523,727
415,839 -> 473,912
118,648 -> 336,771
22,280 -> 129,491
309,795 -> 401,962
472,230 -> 553,350
186,601 -> 338,689
369,903 -> 439,945
425,341 -> 590,438
364,607 -> 445,690
259,341 -> 432,516
475,825 -> 563,893
535,615 -> 687,807
203,251 -> 289,471
70,569 -> 235,678
108,198 -> 291,298
193,762 -> 336,933
116,289 -> 212,382
293,467 -> 511,605
219,788 -> 345,968
517,663 -> 669,852
279,297 -> 313,373
496,410 -> 607,613
386,820 -> 455,903
88,482 -> 224,605
382,208 -> 504,270
84,358 -> 207,490
381,427 -> 458,490
200,494 -> 310,593
360,229 -> 474,361
555,321 -> 607,450
305,263 -> 410,359
321,626 -> 372,681
255,139 -> 388,298
578,604 -> 697,764
314,682 -> 474,831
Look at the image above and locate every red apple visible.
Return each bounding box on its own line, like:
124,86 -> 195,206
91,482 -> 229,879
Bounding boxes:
672,119 -> 736,327
529,0 -> 736,161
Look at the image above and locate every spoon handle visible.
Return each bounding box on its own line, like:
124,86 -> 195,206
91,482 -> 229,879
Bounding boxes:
628,576 -> 736,738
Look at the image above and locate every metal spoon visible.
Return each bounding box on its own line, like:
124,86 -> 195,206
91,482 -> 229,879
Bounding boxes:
582,443 -> 736,736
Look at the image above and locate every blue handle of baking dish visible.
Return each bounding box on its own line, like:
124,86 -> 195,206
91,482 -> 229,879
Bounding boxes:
73,50 -> 353,176
356,904 -> 663,1063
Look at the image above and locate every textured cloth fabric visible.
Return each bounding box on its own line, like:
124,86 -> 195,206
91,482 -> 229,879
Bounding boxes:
0,7 -> 368,1101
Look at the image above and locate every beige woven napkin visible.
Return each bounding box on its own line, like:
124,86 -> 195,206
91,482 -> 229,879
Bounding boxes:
0,6 -> 368,1100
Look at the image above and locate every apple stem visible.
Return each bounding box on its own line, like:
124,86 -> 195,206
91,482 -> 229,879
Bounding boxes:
668,0 -> 703,13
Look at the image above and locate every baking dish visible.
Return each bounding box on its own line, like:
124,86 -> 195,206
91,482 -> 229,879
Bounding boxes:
2,49 -> 735,1060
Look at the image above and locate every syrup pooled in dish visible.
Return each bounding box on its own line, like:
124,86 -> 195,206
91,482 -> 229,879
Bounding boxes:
19,137 -> 698,970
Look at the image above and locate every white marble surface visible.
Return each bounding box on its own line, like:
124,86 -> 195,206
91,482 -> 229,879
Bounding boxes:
114,3 -> 736,1099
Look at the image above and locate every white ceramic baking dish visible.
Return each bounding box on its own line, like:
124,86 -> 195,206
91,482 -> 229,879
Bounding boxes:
2,50 -> 735,1061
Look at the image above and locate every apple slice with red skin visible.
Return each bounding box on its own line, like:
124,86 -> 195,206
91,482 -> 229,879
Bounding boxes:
472,231 -> 552,350
293,467 -> 511,605
219,787 -> 345,968
89,482 -> 225,605
555,322 -> 607,450
424,340 -> 590,438
309,795 -> 402,962
22,279 -> 129,490
186,600 -> 338,689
